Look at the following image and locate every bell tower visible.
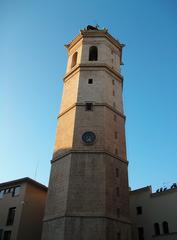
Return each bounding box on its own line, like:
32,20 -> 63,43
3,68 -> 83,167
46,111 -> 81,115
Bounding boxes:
42,26 -> 131,240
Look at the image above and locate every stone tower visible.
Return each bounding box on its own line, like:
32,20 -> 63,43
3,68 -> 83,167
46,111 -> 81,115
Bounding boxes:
42,26 -> 131,240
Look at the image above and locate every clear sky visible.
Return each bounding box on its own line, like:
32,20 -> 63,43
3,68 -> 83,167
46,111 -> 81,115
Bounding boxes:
1,0 -> 177,191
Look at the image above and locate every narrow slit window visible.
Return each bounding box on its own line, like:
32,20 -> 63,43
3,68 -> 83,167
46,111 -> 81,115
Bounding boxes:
115,132 -> 118,139
116,208 -> 120,217
85,103 -> 93,111
116,187 -> 120,197
116,168 -> 119,177
136,206 -> 142,215
88,79 -> 93,84
117,232 -> 121,240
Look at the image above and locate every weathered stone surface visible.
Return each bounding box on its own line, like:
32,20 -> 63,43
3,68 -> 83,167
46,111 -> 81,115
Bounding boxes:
42,28 -> 131,240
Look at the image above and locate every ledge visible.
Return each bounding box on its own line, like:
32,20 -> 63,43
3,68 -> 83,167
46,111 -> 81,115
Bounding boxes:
64,63 -> 123,83
51,149 -> 128,165
152,232 -> 177,238
65,28 -> 124,52
43,215 -> 131,226
58,103 -> 125,120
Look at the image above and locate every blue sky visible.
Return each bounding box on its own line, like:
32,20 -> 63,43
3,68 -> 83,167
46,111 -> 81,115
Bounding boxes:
1,0 -> 177,191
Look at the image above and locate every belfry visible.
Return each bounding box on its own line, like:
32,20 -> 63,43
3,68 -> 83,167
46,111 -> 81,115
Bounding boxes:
42,26 -> 131,240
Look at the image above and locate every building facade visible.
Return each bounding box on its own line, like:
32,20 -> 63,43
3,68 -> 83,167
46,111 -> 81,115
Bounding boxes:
42,26 -> 131,240
0,177 -> 47,240
130,185 -> 177,240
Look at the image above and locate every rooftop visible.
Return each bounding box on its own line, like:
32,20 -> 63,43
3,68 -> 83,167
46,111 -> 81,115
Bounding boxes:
0,177 -> 48,191
65,25 -> 124,51
130,184 -> 177,197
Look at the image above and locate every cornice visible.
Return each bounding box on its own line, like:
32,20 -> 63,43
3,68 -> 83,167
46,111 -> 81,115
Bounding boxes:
43,215 -> 131,225
81,29 -> 125,50
0,177 -> 47,191
63,63 -> 123,83
65,29 -> 124,52
130,186 -> 152,195
51,149 -> 128,165
58,103 -> 125,120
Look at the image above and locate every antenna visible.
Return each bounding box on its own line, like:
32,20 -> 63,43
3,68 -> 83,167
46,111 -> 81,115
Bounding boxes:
34,160 -> 39,180
93,19 -> 100,29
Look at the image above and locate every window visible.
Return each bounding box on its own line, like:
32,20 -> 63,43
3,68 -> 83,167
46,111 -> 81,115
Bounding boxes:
138,227 -> 144,240
112,79 -> 115,85
9,188 -> 13,193
154,223 -> 160,235
71,52 -> 78,68
3,189 -> 8,194
115,148 -> 118,155
113,90 -> 115,96
6,188 -> 11,194
162,221 -> 169,234
0,229 -> 3,240
12,186 -> 20,197
88,78 -> 93,84
114,114 -> 117,121
89,46 -> 98,61
0,187 -> 20,199
3,231 -> 11,240
115,131 -> 118,139
116,208 -> 120,217
117,231 -> 121,240
116,187 -> 120,197
136,206 -> 142,215
6,207 -> 16,226
0,190 -> 4,199
85,103 -> 93,111
116,168 -> 119,177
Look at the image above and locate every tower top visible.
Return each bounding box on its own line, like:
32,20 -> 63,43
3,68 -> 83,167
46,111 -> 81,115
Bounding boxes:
65,25 -> 125,51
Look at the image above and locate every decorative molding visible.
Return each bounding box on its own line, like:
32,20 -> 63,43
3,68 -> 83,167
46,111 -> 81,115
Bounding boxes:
58,103 -> 125,120
64,63 -> 123,83
43,215 -> 131,226
51,149 -> 128,165
65,29 -> 124,52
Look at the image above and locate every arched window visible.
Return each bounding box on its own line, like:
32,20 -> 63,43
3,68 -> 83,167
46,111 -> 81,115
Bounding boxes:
154,223 -> 160,235
71,52 -> 78,68
162,221 -> 169,234
89,46 -> 98,61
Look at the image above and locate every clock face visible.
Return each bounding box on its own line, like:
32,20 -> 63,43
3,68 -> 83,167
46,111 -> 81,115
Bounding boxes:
82,131 -> 96,144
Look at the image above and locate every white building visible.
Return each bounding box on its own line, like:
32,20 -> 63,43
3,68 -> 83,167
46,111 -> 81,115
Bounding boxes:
130,184 -> 177,240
